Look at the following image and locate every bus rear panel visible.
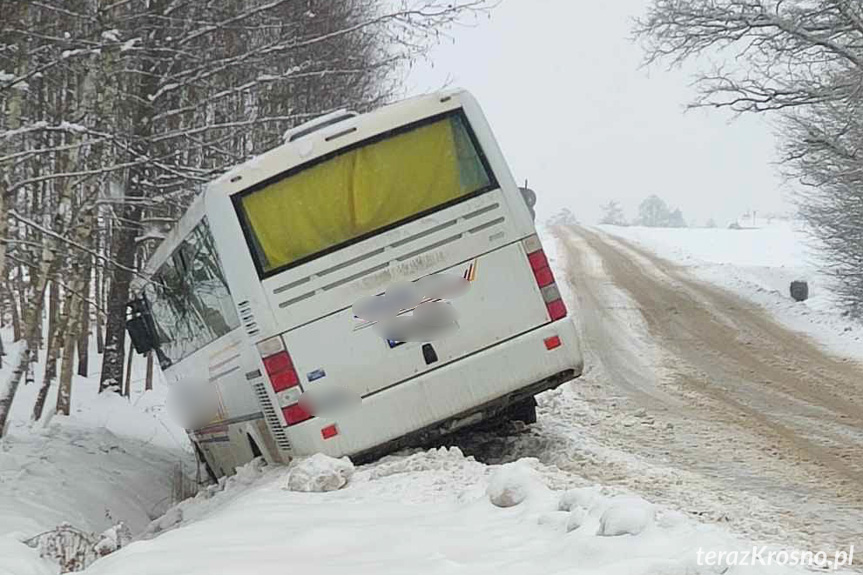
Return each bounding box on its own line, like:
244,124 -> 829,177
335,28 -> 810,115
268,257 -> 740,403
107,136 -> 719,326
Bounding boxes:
219,91 -> 583,460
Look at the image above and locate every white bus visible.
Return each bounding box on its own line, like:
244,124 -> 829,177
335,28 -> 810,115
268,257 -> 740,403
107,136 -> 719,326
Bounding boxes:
127,89 -> 584,479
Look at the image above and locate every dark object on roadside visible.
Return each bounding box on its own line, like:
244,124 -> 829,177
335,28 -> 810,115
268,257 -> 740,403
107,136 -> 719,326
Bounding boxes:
790,280 -> 809,302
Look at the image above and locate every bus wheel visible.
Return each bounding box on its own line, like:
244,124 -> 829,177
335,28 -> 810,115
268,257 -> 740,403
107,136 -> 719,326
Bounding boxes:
247,435 -> 263,459
508,396 -> 537,425
194,444 -> 218,483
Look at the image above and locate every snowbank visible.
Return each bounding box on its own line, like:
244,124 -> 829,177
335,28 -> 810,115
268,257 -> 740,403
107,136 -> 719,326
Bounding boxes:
0,336 -> 193,575
81,450 -> 848,575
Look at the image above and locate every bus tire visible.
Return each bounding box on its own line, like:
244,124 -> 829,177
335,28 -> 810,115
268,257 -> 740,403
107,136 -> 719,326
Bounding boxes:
194,444 -> 218,483
247,434 -> 263,459
508,396 -> 537,425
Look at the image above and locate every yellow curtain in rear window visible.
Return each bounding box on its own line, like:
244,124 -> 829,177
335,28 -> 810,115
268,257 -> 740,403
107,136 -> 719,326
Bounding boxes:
241,118 -> 468,273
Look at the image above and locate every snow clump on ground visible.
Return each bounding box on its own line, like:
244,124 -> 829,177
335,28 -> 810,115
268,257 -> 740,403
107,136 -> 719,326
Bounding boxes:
284,453 -> 355,492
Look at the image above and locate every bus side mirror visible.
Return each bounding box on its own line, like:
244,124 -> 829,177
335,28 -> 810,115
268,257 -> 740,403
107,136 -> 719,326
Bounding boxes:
126,297 -> 158,355
519,186 -> 537,221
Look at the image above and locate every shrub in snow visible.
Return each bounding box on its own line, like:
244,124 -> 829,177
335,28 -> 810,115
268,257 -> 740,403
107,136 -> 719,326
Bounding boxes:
25,524 -> 97,573
597,497 -> 655,537
285,453 -> 354,492
94,522 -> 132,556
24,521 -> 131,573
487,460 -> 547,508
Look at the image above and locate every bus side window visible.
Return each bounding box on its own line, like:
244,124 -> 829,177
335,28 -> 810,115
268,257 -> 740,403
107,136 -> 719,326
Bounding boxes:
145,218 -> 240,365
183,220 -> 240,339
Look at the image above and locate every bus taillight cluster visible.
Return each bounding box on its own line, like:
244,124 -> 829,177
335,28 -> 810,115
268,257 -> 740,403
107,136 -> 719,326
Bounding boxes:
257,337 -> 312,426
522,235 -> 567,322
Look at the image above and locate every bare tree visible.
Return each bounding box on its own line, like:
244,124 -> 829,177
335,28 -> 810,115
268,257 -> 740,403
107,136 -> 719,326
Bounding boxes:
0,0 -> 495,435
635,0 -> 863,313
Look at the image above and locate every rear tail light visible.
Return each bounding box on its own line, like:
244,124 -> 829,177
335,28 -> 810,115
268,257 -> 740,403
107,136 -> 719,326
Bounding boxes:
258,336 -> 311,426
522,235 -> 568,322
321,424 -> 339,440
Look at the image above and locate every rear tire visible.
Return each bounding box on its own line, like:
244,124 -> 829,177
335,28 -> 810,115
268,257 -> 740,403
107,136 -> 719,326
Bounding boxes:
507,396 -> 537,425
194,444 -> 218,483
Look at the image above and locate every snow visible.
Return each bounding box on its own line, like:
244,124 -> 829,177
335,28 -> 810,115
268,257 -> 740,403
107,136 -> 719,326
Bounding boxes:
0,336 -> 192,574
82,449 -> 846,575
119,39 -> 138,52
284,453 -> 354,492
597,222 -> 863,363
100,30 -> 120,43
2,221 -> 859,574
486,459 -> 549,508
596,497 -> 655,537
0,536 -> 54,575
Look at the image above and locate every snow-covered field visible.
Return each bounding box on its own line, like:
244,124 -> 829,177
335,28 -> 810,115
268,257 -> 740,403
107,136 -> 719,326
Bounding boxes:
598,222 -> 863,363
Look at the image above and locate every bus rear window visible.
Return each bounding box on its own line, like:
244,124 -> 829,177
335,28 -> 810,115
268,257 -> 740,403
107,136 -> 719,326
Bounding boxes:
235,112 -> 495,276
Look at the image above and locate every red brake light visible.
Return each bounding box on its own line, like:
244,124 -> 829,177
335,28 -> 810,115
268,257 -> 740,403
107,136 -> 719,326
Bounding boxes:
547,299 -> 567,321
282,404 -> 312,426
528,250 -> 549,272
270,370 -> 299,393
263,351 -> 292,375
544,335 -> 562,350
534,266 -> 554,288
321,424 -> 339,440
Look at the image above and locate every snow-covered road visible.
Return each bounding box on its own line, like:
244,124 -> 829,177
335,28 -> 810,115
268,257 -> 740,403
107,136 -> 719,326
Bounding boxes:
544,225 -> 863,555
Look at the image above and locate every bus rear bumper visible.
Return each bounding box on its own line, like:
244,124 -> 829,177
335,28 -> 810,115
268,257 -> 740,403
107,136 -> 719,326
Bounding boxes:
286,317 -> 583,461
350,367 -> 577,464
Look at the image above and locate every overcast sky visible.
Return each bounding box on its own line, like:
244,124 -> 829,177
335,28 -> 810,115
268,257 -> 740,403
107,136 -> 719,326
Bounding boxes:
408,0 -> 793,226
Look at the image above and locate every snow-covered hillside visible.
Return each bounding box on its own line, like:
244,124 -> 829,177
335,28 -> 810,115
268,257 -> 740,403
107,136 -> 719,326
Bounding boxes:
0,339 -> 193,575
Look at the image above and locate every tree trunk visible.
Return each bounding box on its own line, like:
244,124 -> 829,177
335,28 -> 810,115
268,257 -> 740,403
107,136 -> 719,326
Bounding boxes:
145,350 -> 154,392
77,252 -> 93,377
57,213 -> 93,415
33,281 -> 66,422
9,286 -> 21,342
77,299 -> 90,377
94,234 -> 104,355
32,281 -> 72,422
98,223 -> 138,393
0,248 -> 56,437
57,295 -> 84,415
123,342 -> 134,398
